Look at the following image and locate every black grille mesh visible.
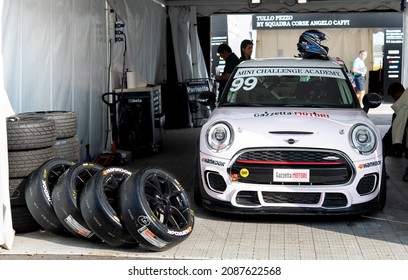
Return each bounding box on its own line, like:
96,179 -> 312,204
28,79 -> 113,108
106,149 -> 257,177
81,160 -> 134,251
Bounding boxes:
230,149 -> 352,185
356,174 -> 377,195
237,150 -> 347,163
207,172 -> 227,192
262,192 -> 321,204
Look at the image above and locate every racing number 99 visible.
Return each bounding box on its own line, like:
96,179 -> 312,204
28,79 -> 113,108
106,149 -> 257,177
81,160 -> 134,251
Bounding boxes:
229,77 -> 258,92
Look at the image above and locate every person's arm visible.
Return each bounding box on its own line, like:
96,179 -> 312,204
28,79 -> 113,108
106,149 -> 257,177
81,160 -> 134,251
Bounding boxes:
392,104 -> 408,144
215,72 -> 231,82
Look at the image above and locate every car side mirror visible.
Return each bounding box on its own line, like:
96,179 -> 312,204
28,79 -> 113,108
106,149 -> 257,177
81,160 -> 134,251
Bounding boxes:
198,91 -> 216,109
362,92 -> 382,113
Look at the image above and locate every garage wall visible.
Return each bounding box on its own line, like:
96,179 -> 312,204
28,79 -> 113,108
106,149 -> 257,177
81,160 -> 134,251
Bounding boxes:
1,0 -> 166,159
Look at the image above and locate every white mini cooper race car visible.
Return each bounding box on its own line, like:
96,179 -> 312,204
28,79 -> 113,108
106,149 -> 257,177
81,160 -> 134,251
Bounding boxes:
195,57 -> 385,215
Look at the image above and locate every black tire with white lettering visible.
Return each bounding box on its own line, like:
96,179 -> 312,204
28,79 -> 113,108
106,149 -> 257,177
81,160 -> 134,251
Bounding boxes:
79,167 -> 138,247
52,162 -> 104,240
119,167 -> 194,252
25,158 -> 74,236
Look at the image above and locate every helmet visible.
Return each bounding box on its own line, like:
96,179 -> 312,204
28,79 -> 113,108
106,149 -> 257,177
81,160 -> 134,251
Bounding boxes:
297,29 -> 330,60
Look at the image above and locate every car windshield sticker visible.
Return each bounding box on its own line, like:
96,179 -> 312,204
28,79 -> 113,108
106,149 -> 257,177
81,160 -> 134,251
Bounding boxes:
230,77 -> 257,92
234,67 -> 345,79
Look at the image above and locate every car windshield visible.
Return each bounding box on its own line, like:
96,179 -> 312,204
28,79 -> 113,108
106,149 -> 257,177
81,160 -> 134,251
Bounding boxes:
219,66 -> 358,108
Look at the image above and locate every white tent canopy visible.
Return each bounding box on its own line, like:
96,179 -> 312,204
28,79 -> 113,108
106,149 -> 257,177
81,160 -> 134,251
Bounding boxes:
166,0 -> 402,17
0,0 -> 406,249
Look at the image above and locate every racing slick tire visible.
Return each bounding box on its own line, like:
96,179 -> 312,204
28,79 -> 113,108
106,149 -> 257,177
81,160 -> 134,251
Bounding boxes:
52,162 -> 104,240
79,167 -> 138,248
119,167 -> 194,252
25,158 -> 74,236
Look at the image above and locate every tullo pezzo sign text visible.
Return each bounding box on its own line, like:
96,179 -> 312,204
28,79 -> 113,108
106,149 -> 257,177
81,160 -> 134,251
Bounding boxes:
252,12 -> 402,30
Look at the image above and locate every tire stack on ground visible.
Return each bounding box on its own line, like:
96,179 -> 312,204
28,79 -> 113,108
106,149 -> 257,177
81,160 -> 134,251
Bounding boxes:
7,110 -> 194,251
7,111 -> 79,233
22,157 -> 195,251
16,111 -> 80,162
7,116 -> 57,233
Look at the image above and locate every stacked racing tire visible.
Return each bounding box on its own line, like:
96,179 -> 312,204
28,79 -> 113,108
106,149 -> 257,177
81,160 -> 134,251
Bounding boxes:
7,116 -> 57,233
16,111 -> 80,162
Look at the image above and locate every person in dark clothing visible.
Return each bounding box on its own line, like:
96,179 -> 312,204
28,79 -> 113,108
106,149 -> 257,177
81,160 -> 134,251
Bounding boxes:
382,82 -> 408,181
215,44 -> 240,96
239,39 -> 254,62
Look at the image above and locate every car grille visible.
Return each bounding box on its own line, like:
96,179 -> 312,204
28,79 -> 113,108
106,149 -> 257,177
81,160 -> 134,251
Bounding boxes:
235,191 -> 348,208
229,149 -> 353,185
262,191 -> 321,204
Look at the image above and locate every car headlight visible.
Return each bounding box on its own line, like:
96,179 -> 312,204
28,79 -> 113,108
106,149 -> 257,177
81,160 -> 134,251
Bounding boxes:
350,124 -> 376,155
206,122 -> 233,152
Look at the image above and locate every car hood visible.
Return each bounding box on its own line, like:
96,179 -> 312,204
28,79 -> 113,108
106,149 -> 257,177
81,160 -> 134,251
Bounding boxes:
201,107 -> 382,159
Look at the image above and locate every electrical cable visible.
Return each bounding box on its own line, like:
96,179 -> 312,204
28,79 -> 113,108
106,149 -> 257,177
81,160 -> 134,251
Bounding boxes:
103,2 -> 127,150
119,32 -> 127,95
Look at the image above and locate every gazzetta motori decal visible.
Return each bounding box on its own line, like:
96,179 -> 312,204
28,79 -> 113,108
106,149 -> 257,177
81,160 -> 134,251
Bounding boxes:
273,169 -> 310,183
254,111 -> 330,118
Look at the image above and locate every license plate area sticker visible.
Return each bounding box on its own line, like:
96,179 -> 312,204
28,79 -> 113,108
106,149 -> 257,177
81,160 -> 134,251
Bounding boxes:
273,169 -> 310,182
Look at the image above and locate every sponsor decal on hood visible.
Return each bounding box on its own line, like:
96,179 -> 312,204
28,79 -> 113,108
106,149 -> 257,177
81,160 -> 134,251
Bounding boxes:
254,111 -> 329,118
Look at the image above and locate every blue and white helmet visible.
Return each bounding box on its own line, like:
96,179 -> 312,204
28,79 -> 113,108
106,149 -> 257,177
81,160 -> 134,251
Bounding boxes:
297,29 -> 330,59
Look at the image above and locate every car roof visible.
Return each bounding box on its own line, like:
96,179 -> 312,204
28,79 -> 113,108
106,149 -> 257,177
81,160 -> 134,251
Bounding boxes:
237,57 -> 343,69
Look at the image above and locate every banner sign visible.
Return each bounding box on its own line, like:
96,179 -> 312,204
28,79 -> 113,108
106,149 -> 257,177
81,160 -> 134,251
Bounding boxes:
185,79 -> 211,94
252,12 -> 402,30
383,29 -> 403,94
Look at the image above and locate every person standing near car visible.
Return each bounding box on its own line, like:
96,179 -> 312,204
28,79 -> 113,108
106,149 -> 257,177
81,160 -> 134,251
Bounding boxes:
352,50 -> 368,107
382,82 -> 408,181
239,39 -> 254,62
215,44 -> 240,97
